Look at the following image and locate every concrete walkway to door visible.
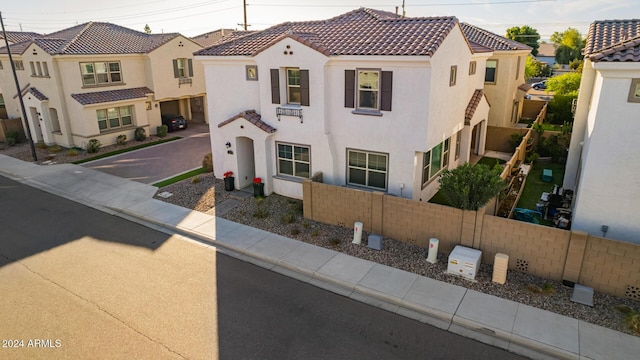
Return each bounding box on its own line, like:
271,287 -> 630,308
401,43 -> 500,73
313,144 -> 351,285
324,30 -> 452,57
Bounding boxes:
81,123 -> 212,185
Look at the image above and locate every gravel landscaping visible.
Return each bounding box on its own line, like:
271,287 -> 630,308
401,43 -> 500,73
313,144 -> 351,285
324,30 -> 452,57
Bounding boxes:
152,173 -> 640,337
1,142 -> 638,337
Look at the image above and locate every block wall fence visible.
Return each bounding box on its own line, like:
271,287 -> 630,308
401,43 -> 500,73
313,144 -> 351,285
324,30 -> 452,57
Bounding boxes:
302,180 -> 640,300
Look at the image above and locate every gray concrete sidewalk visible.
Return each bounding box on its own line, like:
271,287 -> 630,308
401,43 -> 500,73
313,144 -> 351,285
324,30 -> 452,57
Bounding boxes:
1,154 -> 638,360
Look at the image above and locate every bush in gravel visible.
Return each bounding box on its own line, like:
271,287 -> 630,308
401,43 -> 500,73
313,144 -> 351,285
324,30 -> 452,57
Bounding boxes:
627,310 -> 640,334
5,130 -> 21,146
86,139 -> 101,153
134,127 -> 146,141
156,125 -> 168,138
49,145 -> 63,153
66,149 -> 79,156
253,208 -> 269,219
202,153 -> 213,173
191,176 -> 201,184
311,230 -> 319,237
281,212 -> 297,224
36,142 -> 48,149
116,134 -> 127,145
289,227 -> 300,235
329,238 -> 341,246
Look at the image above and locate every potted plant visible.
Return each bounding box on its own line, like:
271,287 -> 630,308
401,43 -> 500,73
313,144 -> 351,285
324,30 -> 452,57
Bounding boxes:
223,171 -> 235,191
253,177 -> 264,198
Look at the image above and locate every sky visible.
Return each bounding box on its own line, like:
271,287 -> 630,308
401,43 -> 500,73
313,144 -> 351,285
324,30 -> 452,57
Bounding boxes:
1,0 -> 638,41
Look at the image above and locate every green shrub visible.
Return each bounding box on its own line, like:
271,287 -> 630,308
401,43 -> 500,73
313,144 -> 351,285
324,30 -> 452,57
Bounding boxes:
36,142 -> 48,149
5,130 -> 21,145
191,176 -> 201,184
289,227 -> 300,235
626,311 -> 640,334
49,145 -> 62,153
253,208 -> 269,219
281,212 -> 297,224
66,149 -> 79,156
311,230 -> 319,237
86,139 -> 101,153
156,125 -> 168,138
134,127 -> 146,141
510,133 -> 524,151
116,134 -> 127,145
202,153 -> 213,173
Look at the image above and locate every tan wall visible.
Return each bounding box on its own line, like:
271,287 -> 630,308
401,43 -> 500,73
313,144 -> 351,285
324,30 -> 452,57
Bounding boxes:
0,118 -> 25,142
522,100 -> 546,119
486,126 -> 528,153
302,179 -> 640,299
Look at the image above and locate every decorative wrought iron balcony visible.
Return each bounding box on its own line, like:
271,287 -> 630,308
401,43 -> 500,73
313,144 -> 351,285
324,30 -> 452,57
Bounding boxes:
276,107 -> 303,123
178,77 -> 192,87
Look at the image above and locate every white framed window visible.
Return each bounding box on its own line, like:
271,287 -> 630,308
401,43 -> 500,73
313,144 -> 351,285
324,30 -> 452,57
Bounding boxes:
347,149 -> 388,190
29,61 -> 36,76
43,62 -> 49,76
485,60 -> 497,83
36,62 -> 43,77
286,68 -> 301,104
422,138 -> 450,187
277,143 -> 310,178
176,58 -> 186,78
450,65 -> 457,86
357,69 -> 380,110
455,130 -> 462,160
469,61 -> 476,75
97,106 -> 133,131
14,60 -> 24,70
80,61 -> 122,86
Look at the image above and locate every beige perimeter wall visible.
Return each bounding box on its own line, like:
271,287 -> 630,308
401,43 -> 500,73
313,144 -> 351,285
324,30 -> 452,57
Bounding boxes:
302,180 -> 640,300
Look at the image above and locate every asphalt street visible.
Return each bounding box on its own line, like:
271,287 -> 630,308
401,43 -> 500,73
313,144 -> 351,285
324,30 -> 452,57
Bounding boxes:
0,175 -> 528,359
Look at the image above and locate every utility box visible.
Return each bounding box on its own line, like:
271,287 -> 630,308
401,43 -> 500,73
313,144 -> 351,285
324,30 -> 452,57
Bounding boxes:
447,246 -> 482,280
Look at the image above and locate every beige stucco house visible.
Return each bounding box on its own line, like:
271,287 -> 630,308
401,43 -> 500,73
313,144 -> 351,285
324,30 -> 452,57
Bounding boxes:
0,23 -> 207,148
196,8 -> 492,201
461,23 -> 532,128
564,19 -> 640,244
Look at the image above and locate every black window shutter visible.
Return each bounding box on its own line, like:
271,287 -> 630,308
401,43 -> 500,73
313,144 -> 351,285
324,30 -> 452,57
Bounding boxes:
345,70 -> 355,108
300,70 -> 310,106
188,59 -> 193,77
381,71 -> 393,111
270,69 -> 281,104
173,59 -> 179,78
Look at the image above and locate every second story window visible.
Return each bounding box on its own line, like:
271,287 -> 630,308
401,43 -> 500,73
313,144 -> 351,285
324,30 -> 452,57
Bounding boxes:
485,60 -> 497,84
450,66 -> 457,86
345,69 -> 392,113
173,58 -> 193,78
357,70 -> 379,110
287,68 -> 301,104
81,61 -> 122,86
469,61 -> 476,75
14,60 -> 24,70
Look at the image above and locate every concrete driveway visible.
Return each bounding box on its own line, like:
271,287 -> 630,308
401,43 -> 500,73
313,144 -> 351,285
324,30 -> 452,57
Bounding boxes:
82,122 -> 212,184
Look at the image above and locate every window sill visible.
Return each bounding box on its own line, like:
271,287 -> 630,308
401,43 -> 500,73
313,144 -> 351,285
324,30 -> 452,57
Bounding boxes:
280,104 -> 302,109
82,82 -> 125,89
96,125 -> 136,136
273,174 -> 307,183
351,109 -> 383,117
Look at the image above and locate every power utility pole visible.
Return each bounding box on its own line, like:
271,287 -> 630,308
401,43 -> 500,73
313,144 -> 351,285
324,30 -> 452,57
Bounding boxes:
0,12 -> 37,161
243,0 -> 248,30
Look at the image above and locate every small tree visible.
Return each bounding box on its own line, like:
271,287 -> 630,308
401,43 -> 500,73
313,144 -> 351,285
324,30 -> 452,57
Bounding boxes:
438,163 -> 506,211
144,24 -> 151,34
506,25 -> 540,56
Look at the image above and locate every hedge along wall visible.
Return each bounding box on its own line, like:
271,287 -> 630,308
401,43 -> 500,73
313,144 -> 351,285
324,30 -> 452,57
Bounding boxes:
302,179 -> 640,299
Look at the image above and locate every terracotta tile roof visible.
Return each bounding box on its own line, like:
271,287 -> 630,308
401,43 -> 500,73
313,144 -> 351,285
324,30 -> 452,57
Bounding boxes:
12,83 -> 48,101
191,29 -> 238,47
0,31 -> 40,44
589,35 -> 640,62
584,19 -> 640,56
460,23 -> 531,52
218,110 -> 276,134
196,8 -> 458,57
70,87 -> 153,105
1,22 -> 179,55
465,89 -> 485,125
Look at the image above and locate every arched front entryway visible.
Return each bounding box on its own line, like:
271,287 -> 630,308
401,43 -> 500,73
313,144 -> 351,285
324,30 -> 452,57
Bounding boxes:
236,136 -> 256,190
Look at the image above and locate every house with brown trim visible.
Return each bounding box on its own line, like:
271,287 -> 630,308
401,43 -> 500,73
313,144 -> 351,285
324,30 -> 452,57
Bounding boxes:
0,22 -> 206,148
564,19 -> 640,244
195,8 -> 492,201
461,23 -> 532,127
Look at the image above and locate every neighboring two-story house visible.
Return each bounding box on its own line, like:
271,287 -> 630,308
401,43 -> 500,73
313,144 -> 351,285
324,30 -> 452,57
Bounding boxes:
0,22 -> 206,148
0,31 -> 41,117
564,19 -> 640,244
461,23 -> 531,127
196,8 -> 492,200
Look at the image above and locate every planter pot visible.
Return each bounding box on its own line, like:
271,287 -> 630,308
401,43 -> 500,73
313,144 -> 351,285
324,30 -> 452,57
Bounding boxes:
224,177 -> 235,191
253,183 -> 264,198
